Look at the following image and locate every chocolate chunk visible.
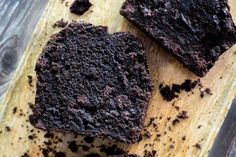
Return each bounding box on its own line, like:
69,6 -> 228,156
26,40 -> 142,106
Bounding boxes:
29,22 -> 152,144
53,19 -> 68,28
70,0 -> 92,15
121,0 -> 236,76
159,79 -> 199,101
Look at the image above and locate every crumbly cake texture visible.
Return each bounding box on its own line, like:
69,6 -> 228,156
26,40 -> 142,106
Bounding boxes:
29,22 -> 152,144
120,0 -> 236,77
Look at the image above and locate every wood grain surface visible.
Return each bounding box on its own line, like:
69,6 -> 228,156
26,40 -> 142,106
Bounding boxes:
0,0 -> 236,157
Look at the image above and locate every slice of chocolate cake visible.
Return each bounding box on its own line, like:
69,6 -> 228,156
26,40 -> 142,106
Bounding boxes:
29,22 -> 152,144
120,0 -> 236,77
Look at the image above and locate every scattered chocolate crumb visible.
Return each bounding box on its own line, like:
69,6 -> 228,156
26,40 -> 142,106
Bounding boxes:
143,129 -> 152,138
28,103 -> 34,109
172,119 -> 180,125
205,88 -> 212,95
5,126 -> 11,132
195,143 -> 201,149
42,148 -> 50,157
53,19 -> 68,28
198,125 -> 202,129
138,135 -> 143,142
84,136 -> 94,143
99,144 -> 126,156
169,145 -> 174,149
86,153 -> 101,157
147,117 -> 155,127
44,132 -> 54,138
177,111 -> 189,119
80,145 -> 90,151
28,134 -> 37,140
54,152 -> 66,157
159,79 -> 200,101
182,136 -> 186,141
21,153 -> 29,157
144,150 -> 157,157
68,141 -> 78,152
28,75 -> 33,87
44,141 -> 52,146
13,107 -> 17,114
200,88 -> 213,98
70,0 -> 92,15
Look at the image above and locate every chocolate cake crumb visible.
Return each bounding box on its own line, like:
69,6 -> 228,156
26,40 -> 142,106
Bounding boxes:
159,79 -> 199,101
21,153 -> 29,157
5,126 -> 11,132
195,143 -> 201,149
147,117 -> 155,127
143,129 -> 152,138
182,136 -> 186,141
54,152 -> 66,157
28,134 -> 37,140
28,75 -> 33,87
200,88 -> 213,98
13,107 -> 17,114
44,132 -> 54,138
70,0 -> 92,15
144,150 -> 156,157
68,141 -> 78,152
53,19 -> 68,28
28,103 -> 34,109
172,119 -> 180,125
169,145 -> 174,149
86,153 -> 101,157
80,145 -> 90,151
99,144 -> 126,156
84,136 -> 94,143
177,111 -> 189,119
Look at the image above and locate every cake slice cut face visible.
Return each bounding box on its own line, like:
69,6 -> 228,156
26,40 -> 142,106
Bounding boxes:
29,22 -> 152,144
121,0 -> 236,76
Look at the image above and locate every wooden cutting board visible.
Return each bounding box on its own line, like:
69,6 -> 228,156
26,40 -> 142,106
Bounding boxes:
0,0 -> 236,156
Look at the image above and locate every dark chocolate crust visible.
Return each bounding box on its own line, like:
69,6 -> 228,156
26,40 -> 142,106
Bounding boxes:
120,0 -> 236,77
29,22 -> 152,144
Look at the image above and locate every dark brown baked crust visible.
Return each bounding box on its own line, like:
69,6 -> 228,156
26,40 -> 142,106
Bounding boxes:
120,0 -> 236,77
29,22 -> 152,144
